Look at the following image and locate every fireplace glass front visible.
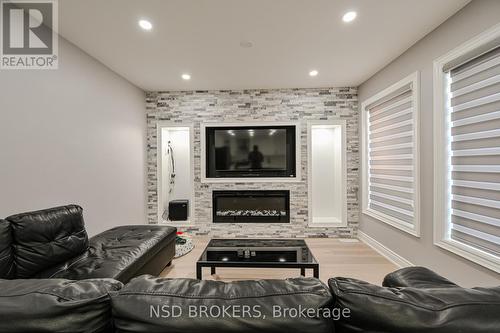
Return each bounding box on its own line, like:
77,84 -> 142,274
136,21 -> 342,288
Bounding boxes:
212,190 -> 290,223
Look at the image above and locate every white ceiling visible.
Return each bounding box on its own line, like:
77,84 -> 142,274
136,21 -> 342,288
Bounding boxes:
59,0 -> 470,91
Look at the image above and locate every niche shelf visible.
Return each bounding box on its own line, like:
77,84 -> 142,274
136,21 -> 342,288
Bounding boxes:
307,121 -> 347,227
157,122 -> 195,225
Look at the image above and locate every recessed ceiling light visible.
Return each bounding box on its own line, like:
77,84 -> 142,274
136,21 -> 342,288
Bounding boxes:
181,74 -> 191,80
240,41 -> 254,48
138,19 -> 153,31
309,70 -> 318,77
342,11 -> 357,23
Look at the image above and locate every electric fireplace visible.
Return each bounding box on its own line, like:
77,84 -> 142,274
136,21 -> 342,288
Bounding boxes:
212,190 -> 290,223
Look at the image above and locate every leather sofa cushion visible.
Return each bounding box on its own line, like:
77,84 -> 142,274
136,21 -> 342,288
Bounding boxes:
7,205 -> 89,278
383,267 -> 459,288
111,276 -> 334,333
0,219 -> 15,278
329,277 -> 500,333
38,225 -> 177,282
0,278 -> 122,333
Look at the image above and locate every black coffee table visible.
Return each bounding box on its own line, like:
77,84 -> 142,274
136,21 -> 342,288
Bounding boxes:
196,239 -> 319,279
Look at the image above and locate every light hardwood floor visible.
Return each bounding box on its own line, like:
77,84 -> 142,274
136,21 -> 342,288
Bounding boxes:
160,237 -> 397,285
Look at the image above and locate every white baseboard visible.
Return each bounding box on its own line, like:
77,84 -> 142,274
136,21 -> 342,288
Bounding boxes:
358,230 -> 413,268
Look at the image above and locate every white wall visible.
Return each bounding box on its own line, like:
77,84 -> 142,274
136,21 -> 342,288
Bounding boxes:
358,0 -> 500,287
0,37 -> 146,236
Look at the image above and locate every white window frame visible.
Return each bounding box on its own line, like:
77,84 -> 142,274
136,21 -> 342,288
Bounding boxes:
433,23 -> 500,273
361,71 -> 421,237
307,120 -> 348,228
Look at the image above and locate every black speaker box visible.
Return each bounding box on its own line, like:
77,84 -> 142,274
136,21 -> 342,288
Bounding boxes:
168,200 -> 189,221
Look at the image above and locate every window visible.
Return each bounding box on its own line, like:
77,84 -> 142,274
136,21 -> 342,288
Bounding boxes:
434,24 -> 500,273
361,72 -> 420,236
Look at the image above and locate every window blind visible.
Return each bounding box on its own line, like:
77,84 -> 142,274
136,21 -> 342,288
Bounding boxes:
366,83 -> 417,230
449,47 -> 500,257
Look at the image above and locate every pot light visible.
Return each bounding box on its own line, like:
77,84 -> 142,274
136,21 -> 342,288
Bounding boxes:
181,74 -> 191,80
342,11 -> 357,23
138,19 -> 153,31
309,70 -> 318,77
240,41 -> 254,48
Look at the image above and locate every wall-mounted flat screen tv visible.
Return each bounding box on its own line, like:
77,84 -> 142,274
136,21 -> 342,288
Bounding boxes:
205,125 -> 297,178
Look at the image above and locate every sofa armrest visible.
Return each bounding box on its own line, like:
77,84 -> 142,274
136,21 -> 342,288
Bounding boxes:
382,267 -> 459,288
329,276 -> 500,333
0,278 -> 122,333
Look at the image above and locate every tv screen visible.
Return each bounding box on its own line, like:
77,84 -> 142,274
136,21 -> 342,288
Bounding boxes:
205,126 -> 296,178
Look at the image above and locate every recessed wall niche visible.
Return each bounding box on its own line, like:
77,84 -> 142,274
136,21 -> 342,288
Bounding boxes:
157,123 -> 195,225
307,121 -> 347,227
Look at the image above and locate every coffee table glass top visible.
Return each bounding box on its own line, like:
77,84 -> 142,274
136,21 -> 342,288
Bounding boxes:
198,239 -> 317,264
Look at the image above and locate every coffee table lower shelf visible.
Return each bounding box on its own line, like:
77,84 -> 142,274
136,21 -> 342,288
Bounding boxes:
196,262 -> 319,279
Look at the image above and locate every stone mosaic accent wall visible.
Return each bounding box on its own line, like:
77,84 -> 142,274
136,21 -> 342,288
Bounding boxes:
146,88 -> 358,237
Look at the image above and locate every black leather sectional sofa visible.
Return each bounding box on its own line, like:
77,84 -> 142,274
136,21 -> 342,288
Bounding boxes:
1,205 -> 499,332
0,205 -> 177,282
